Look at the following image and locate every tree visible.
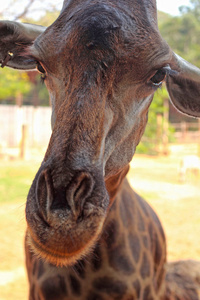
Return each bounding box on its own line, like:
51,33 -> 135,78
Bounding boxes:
180,0 -> 200,21
0,69 -> 32,104
159,1 -> 200,67
0,0 -> 62,21
138,0 -> 200,154
0,2 -> 60,106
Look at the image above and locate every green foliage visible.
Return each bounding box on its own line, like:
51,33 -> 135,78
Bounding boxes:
159,0 -> 200,67
137,0 -> 200,154
1,1 -> 200,153
0,10 -> 56,106
180,0 -> 200,21
37,83 -> 50,106
0,68 -> 32,101
136,87 -> 169,154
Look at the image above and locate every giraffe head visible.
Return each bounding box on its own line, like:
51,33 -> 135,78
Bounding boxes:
1,0 -> 200,266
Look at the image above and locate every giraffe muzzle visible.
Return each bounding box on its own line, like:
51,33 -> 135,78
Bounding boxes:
36,169 -> 95,223
26,165 -> 109,266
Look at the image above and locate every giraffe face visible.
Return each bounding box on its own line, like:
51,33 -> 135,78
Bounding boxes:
25,3 -> 172,266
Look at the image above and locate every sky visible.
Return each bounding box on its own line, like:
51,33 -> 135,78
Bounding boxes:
0,0 -> 192,19
156,0 -> 191,15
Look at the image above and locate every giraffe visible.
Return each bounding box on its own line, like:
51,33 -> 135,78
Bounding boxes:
25,177 -> 200,300
1,0 -> 200,299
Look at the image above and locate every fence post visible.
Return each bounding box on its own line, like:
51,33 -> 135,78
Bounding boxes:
19,125 -> 28,159
162,98 -> 169,155
198,120 -> 200,156
181,121 -> 187,141
156,114 -> 163,154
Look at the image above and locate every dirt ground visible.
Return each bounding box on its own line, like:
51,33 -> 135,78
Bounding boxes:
0,151 -> 200,300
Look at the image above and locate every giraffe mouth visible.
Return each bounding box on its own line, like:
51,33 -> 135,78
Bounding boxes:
26,193 -> 107,266
26,219 -> 105,266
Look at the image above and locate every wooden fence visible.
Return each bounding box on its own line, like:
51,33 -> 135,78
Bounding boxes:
0,105 -> 52,148
0,105 -> 200,151
172,121 -> 200,142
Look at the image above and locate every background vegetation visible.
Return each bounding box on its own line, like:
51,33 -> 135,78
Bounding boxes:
138,1 -> 200,153
1,0 -> 200,152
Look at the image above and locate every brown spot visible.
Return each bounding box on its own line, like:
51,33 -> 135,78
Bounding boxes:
148,223 -> 154,253
137,210 -> 145,232
37,260 -> 44,279
148,223 -> 154,236
128,232 -> 141,263
120,191 -> 134,228
69,274 -> 81,296
91,244 -> 102,271
93,276 -> 127,297
143,235 -> 149,249
87,292 -> 104,300
41,275 -> 67,299
132,280 -> 141,298
109,246 -> 135,275
143,286 -> 152,300
103,219 -> 119,249
140,253 -> 151,279
137,194 -> 149,216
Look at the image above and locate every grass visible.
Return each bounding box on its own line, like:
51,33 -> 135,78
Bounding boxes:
128,155 -> 200,261
0,161 -> 39,203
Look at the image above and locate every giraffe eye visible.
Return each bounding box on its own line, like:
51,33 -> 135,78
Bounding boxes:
150,68 -> 167,86
36,63 -> 46,74
36,63 -> 46,81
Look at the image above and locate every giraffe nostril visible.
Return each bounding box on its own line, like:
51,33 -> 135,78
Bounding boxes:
66,172 -> 95,219
36,169 -> 95,222
36,169 -> 54,220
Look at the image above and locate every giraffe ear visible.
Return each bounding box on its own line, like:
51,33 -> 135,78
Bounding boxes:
0,20 -> 45,70
166,53 -> 200,118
